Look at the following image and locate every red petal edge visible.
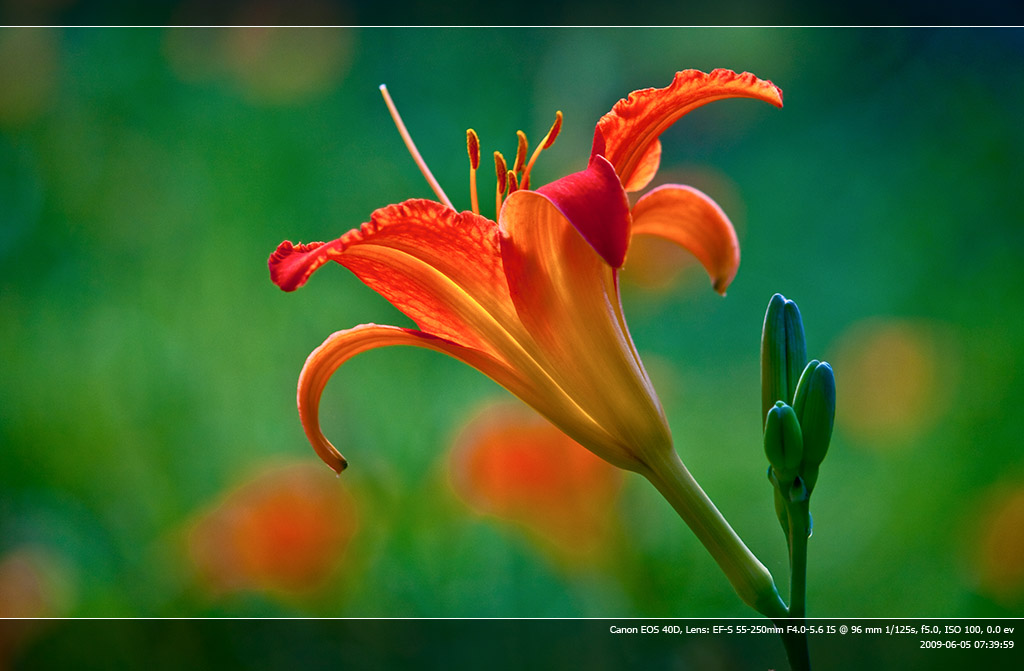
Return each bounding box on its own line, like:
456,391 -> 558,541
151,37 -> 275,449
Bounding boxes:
269,220 -> 376,292
535,154 -> 632,269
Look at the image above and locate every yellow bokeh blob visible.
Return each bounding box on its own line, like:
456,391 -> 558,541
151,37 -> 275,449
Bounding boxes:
831,318 -> 953,448
0,29 -> 59,127
223,25 -> 352,105
163,2 -> 353,106
974,485 -> 1024,605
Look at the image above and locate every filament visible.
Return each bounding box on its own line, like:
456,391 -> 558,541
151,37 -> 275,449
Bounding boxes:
521,110 -> 563,190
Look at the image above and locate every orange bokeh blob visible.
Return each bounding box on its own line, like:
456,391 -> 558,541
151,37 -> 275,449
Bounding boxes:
0,547 -> 72,618
449,403 -> 623,559
188,461 -> 358,595
975,484 -> 1024,606
0,545 -> 74,664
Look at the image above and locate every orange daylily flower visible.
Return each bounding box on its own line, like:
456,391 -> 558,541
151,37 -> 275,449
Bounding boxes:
269,69 -> 782,480
270,69 -> 789,617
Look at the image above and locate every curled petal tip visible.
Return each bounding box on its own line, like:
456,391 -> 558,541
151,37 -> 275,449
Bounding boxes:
269,239 -> 331,292
327,453 -> 349,474
308,435 -> 348,473
305,421 -> 349,473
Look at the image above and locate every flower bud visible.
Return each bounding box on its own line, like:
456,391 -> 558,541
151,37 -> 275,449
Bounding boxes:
763,401 -> 803,483
760,294 -> 807,426
790,358 -> 820,417
792,360 -> 836,481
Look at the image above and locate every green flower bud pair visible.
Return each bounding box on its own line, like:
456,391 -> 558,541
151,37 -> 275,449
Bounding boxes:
760,294 -> 836,497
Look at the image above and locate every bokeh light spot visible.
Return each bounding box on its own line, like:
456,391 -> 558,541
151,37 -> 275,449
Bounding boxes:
0,546 -> 75,618
0,29 -> 59,128
188,461 -> 358,596
223,24 -> 352,105
974,484 -> 1024,606
831,318 -> 954,448
448,402 -> 623,561
163,5 -> 353,106
622,233 -> 699,292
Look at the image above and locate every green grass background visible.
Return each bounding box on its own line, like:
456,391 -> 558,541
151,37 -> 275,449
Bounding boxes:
1,27 -> 1023,626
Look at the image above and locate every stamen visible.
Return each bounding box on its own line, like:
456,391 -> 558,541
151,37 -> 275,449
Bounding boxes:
494,151 -> 507,215
507,170 -> 519,194
466,129 -> 480,215
379,84 -> 454,210
513,130 -> 528,175
521,110 -> 563,190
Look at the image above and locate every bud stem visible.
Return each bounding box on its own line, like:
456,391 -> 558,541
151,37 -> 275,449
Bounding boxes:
787,499 -> 810,619
641,448 -> 788,620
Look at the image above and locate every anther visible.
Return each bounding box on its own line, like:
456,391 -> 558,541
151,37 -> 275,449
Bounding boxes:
466,129 -> 480,215
466,129 -> 480,170
507,170 -> 519,194
494,151 -> 508,214
521,110 -> 563,190
513,131 -> 528,175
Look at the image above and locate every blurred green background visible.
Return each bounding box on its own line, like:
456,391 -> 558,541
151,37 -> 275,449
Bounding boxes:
2,25 -> 1023,636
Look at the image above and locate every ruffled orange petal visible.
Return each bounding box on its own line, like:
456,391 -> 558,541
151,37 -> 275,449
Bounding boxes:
592,69 -> 783,192
269,199 -> 521,357
630,184 -> 741,295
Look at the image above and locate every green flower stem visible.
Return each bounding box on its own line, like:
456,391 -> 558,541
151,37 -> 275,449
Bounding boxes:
642,448 -> 788,620
777,497 -> 812,671
787,499 -> 810,619
777,625 -> 811,671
